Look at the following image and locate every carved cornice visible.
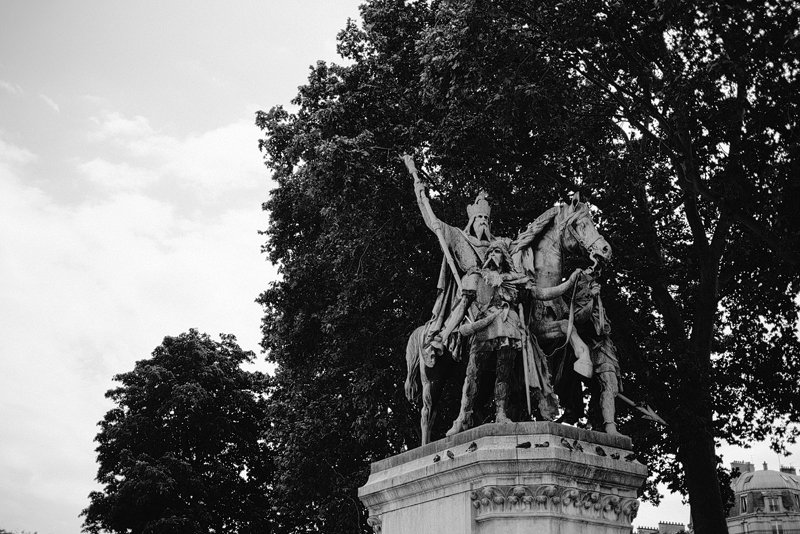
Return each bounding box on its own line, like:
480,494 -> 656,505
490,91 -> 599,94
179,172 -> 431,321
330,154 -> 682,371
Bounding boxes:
367,515 -> 382,533
469,484 -> 639,525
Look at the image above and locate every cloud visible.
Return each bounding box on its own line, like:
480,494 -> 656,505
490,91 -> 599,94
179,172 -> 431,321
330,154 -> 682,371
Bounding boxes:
39,93 -> 61,113
77,158 -> 160,190
0,79 -> 24,96
88,111 -> 154,141
85,111 -> 268,202
0,130 -> 273,534
0,136 -> 37,165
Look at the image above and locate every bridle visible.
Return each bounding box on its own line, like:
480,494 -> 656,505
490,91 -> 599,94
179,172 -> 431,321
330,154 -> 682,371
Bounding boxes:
559,205 -> 606,273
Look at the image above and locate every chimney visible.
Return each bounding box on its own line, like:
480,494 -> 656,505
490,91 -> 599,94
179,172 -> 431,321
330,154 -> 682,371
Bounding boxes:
763,462 -> 768,471
731,461 -> 755,479
780,465 -> 797,475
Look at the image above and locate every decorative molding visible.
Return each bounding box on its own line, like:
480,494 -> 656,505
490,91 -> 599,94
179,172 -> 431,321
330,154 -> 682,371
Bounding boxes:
470,483 -> 639,524
621,499 -> 640,519
367,515 -> 382,533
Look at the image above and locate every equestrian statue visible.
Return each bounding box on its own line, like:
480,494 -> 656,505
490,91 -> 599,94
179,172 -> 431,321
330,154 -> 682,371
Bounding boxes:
402,155 -> 659,445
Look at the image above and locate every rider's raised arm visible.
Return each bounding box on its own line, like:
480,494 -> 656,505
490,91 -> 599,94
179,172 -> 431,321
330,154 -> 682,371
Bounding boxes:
403,154 -> 444,233
413,176 -> 443,233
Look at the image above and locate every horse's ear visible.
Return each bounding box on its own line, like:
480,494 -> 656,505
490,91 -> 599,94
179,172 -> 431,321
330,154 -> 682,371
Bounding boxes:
571,192 -> 580,206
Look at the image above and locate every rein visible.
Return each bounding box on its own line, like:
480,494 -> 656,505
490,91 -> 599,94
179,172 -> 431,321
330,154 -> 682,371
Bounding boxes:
550,270 -> 582,384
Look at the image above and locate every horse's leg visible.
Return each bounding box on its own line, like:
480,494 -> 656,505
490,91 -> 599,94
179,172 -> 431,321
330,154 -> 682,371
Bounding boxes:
447,341 -> 480,436
427,374 -> 446,443
420,363 -> 434,445
405,327 -> 423,404
597,371 -> 621,435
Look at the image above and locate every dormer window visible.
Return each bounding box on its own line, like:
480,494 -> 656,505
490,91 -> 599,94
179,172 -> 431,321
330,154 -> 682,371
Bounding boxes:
794,493 -> 799,509
740,495 -> 747,513
766,495 -> 780,512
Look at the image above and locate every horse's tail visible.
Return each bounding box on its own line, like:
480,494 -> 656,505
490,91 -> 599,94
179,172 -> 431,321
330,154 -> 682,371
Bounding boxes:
404,325 -> 425,403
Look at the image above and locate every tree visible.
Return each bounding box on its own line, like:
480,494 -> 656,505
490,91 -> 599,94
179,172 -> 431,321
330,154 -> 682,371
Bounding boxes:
256,1 -> 800,532
415,2 -> 800,530
81,330 -> 273,534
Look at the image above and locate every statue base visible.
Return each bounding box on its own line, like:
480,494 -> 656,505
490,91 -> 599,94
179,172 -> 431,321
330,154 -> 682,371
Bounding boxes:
358,422 -> 646,534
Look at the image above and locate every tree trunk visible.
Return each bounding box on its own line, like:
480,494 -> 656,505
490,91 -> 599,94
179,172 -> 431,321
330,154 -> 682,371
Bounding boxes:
680,267 -> 729,534
678,389 -> 729,533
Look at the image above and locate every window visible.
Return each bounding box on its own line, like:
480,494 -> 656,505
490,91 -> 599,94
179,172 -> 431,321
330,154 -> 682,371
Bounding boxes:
766,496 -> 780,512
771,523 -> 783,534
740,495 -> 747,513
795,493 -> 799,510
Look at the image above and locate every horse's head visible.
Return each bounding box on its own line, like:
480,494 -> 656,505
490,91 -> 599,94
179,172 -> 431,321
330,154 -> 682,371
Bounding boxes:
556,193 -> 612,269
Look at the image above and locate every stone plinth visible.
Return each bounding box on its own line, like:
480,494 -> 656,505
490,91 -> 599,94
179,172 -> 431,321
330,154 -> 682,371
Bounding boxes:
358,422 -> 647,534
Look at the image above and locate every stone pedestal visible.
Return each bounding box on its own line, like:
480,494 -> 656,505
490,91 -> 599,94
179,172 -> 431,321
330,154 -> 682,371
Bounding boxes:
358,422 -> 647,534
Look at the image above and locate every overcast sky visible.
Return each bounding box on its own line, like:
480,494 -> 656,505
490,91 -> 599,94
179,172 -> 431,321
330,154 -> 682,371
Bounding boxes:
0,2 -> 796,533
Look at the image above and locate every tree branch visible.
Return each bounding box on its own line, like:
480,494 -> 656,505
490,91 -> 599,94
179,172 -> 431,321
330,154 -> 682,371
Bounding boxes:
630,180 -> 688,343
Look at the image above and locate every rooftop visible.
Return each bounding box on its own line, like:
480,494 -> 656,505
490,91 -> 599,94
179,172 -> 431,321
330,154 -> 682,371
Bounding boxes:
734,464 -> 800,493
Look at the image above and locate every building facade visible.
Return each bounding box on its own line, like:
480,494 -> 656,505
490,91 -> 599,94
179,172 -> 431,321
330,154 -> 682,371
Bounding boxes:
727,462 -> 800,534
636,521 -> 688,534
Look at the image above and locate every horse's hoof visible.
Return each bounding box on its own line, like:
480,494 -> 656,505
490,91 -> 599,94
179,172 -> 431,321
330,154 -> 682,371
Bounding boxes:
446,419 -> 464,437
555,411 -> 579,425
495,414 -> 512,425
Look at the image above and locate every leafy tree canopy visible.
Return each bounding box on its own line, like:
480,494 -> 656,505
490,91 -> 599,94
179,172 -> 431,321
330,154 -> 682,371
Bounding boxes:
82,330 -> 273,534
256,1 -> 800,532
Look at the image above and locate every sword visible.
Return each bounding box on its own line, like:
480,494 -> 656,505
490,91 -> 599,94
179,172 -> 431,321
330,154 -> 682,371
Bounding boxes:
519,303 -> 533,417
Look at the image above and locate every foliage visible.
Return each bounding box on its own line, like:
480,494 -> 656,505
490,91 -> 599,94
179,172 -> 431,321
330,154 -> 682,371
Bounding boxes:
81,330 -> 273,534
256,1 -> 800,532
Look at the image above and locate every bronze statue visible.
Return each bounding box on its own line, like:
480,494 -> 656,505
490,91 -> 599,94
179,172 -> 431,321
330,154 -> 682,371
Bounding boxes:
402,155 -> 633,444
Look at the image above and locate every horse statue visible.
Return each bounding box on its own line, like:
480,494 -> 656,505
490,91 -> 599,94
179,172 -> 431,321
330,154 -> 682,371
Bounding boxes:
515,193 -> 614,428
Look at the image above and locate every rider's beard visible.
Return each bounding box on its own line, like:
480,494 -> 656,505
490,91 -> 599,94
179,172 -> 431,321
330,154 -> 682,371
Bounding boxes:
475,224 -> 489,241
